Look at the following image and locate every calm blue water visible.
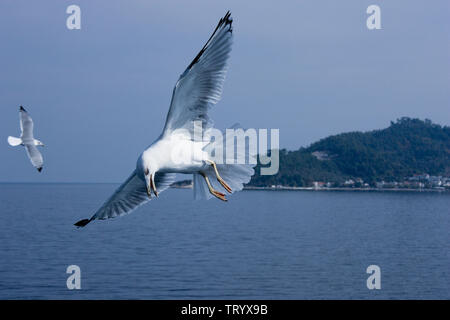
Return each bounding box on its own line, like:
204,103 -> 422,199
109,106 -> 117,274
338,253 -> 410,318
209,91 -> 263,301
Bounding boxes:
0,183 -> 449,299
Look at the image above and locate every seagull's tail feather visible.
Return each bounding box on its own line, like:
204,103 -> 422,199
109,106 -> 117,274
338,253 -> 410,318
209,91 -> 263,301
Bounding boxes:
7,136 -> 22,147
193,163 -> 255,200
194,125 -> 256,199
74,218 -> 93,228
215,163 -> 255,192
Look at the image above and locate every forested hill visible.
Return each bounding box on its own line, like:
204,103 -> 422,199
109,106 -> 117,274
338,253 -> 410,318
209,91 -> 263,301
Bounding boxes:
249,118 -> 450,187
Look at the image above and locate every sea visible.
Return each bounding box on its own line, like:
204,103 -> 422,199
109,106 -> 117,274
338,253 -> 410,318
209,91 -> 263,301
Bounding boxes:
0,183 -> 449,299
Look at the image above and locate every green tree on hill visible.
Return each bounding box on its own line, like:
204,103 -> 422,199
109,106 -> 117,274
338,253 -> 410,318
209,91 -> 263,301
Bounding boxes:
250,118 -> 450,187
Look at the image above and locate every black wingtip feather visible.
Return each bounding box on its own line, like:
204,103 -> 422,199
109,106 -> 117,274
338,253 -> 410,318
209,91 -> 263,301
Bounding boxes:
19,106 -> 26,112
74,218 -> 92,228
37,167 -> 42,172
185,11 -> 233,72
223,11 -> 232,26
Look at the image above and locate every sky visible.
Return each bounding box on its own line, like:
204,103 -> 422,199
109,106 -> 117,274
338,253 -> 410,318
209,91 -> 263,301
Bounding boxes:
0,0 -> 449,182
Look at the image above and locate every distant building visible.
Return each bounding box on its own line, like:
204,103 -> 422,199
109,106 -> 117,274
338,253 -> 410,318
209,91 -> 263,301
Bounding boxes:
313,181 -> 325,189
375,181 -> 385,188
311,151 -> 330,161
344,179 -> 355,186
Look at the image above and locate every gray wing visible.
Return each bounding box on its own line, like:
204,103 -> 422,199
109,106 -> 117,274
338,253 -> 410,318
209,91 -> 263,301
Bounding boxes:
162,11 -> 233,137
75,170 -> 176,226
25,144 -> 43,171
19,106 -> 34,140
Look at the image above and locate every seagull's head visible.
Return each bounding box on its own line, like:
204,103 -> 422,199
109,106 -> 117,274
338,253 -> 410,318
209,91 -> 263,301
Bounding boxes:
141,154 -> 158,198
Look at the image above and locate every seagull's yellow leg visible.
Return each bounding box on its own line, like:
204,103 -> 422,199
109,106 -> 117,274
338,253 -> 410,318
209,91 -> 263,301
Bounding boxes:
150,173 -> 158,197
200,172 -> 227,202
205,160 -> 232,194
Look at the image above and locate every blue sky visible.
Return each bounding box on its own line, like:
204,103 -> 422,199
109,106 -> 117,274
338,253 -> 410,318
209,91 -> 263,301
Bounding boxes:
1,0 -> 449,182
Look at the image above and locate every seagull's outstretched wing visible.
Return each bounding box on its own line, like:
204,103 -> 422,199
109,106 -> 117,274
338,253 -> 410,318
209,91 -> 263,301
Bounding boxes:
19,106 -> 34,140
25,144 -> 43,172
75,170 -> 176,227
162,11 -> 233,137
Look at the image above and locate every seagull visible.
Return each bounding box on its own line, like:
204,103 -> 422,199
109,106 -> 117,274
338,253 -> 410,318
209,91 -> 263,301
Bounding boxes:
75,11 -> 255,227
8,106 -> 44,172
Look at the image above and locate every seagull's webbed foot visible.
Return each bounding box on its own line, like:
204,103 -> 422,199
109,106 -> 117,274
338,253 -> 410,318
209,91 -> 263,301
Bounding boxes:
201,172 -> 227,202
206,160 -> 232,194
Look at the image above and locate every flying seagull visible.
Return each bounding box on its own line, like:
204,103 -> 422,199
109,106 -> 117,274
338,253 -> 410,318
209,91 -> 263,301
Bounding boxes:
75,11 -> 254,227
8,106 -> 44,172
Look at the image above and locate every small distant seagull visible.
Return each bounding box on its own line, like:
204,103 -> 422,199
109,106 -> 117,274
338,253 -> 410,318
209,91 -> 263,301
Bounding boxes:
8,106 -> 44,172
75,11 -> 254,227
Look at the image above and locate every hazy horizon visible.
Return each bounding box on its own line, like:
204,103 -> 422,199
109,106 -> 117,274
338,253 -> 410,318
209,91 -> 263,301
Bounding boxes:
1,0 -> 449,183
1,117 -> 447,183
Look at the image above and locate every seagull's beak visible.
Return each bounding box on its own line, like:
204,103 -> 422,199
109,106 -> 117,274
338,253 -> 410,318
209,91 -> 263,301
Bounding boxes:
150,173 -> 158,197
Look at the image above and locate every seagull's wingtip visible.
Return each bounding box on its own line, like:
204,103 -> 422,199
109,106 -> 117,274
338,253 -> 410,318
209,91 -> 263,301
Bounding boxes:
19,106 -> 26,111
223,11 -> 233,27
37,167 -> 42,172
74,218 -> 92,228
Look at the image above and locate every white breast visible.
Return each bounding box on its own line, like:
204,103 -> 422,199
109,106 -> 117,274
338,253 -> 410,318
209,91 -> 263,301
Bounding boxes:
144,135 -> 209,174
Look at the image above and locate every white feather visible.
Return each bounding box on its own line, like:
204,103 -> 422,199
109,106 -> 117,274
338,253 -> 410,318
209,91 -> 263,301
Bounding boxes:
9,107 -> 44,171
7,136 -> 22,146
162,12 -> 233,138
93,171 -> 176,220
75,12 -> 255,227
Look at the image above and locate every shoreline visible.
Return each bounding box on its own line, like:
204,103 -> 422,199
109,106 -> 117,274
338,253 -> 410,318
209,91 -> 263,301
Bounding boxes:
169,184 -> 449,193
243,186 -> 449,193
2,182 -> 444,193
